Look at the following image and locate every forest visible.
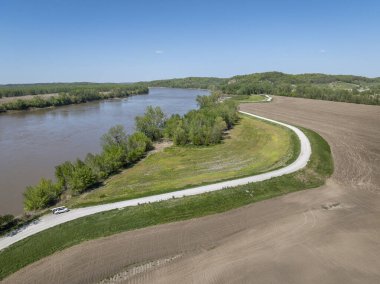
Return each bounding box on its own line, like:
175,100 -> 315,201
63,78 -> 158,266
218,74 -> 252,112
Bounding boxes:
150,72 -> 380,105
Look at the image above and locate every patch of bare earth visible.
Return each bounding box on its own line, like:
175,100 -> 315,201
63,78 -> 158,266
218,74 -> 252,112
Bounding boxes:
4,96 -> 380,284
0,93 -> 59,105
149,140 -> 173,155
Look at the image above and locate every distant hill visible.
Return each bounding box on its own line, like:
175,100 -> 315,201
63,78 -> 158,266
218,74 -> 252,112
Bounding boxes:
148,72 -> 380,105
1,72 -> 379,105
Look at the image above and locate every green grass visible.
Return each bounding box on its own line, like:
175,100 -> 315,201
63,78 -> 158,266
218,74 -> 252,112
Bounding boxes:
229,94 -> 266,103
68,115 -> 297,207
0,128 -> 333,280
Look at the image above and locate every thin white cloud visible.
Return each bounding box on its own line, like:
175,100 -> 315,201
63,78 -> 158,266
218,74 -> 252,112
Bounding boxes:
320,49 -> 326,53
155,50 -> 164,54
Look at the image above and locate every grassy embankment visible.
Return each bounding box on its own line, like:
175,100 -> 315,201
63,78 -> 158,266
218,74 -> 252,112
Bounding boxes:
0,125 -> 332,279
228,94 -> 266,103
0,119 -> 333,280
68,115 -> 297,207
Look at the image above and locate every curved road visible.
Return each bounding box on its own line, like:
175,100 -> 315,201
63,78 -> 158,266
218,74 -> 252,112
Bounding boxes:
0,109 -> 311,251
3,96 -> 380,284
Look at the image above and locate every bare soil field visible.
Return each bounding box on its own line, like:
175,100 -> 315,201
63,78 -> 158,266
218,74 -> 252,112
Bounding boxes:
4,96 -> 380,284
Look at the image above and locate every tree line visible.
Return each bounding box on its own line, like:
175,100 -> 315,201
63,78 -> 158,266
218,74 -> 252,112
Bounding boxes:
164,94 -> 238,145
146,72 -> 380,105
22,94 -> 238,211
0,85 -> 148,112
23,126 -> 152,211
0,82 -> 148,98
2,72 -> 379,108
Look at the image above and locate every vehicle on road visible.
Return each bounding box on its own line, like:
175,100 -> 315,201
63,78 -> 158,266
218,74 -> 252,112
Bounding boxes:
51,206 -> 70,214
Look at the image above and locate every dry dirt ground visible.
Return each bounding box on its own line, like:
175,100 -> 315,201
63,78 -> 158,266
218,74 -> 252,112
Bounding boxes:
4,96 -> 380,284
0,93 -> 59,104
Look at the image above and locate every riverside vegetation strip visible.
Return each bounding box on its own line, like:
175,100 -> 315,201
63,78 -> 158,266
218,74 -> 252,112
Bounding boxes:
18,94 -> 238,214
0,83 -> 148,112
0,108 -> 310,251
0,93 -> 239,235
0,126 -> 332,280
69,114 -> 298,207
1,72 -> 380,110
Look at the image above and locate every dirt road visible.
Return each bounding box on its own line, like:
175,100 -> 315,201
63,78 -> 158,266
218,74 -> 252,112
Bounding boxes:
4,96 -> 380,284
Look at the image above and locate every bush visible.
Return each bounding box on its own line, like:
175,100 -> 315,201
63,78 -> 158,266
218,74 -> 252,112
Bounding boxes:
23,179 -> 61,211
0,215 -> 16,233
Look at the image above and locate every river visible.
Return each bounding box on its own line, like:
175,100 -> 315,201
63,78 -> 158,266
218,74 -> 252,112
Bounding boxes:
0,87 -> 209,215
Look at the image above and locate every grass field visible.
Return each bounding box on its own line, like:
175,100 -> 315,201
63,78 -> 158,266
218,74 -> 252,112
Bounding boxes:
69,115 -> 298,207
0,127 -> 333,280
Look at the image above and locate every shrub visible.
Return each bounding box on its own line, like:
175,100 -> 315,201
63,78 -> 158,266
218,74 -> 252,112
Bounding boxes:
173,124 -> 188,145
23,179 -> 61,211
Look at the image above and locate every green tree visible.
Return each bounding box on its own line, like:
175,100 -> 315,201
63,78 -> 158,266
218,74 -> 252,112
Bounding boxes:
210,116 -> 227,144
163,114 -> 181,139
101,125 -> 129,151
101,145 -> 127,174
173,125 -> 188,145
127,132 -> 152,162
68,160 -> 97,195
135,106 -> 166,141
196,93 -> 220,108
84,153 -> 108,180
100,125 -> 129,171
55,161 -> 75,190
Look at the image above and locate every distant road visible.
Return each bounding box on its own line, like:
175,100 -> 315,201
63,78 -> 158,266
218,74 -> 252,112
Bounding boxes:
0,107 -> 311,251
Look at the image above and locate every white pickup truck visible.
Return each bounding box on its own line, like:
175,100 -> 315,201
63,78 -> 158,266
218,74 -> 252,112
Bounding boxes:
51,206 -> 70,214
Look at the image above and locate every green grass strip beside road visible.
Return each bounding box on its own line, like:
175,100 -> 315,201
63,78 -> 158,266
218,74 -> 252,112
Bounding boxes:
229,94 -> 266,103
0,127 -> 333,280
70,114 -> 298,208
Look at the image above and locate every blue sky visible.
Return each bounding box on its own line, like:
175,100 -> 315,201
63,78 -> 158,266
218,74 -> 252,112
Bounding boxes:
0,0 -> 379,83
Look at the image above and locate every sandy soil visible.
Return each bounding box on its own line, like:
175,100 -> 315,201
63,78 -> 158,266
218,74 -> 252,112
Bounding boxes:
149,140 -> 173,155
0,93 -> 59,104
4,96 -> 380,284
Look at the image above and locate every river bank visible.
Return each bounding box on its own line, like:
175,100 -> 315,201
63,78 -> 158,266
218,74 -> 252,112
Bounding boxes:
0,88 -> 208,214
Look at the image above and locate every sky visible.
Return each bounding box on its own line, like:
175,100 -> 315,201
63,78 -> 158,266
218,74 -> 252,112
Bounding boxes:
0,0 -> 379,84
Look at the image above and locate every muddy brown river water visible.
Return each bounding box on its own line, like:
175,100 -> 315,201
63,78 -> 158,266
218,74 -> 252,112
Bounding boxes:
0,88 -> 208,215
